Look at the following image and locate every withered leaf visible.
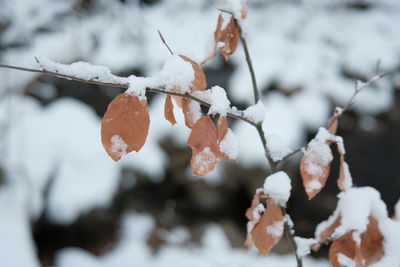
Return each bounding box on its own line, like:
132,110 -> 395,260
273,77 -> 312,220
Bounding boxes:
245,191 -> 284,256
180,55 -> 206,92
187,116 -> 220,176
164,95 -> 176,125
300,146 -> 333,200
202,14 -> 240,63
328,217 -> 384,267
101,93 -> 150,161
217,116 -> 228,142
182,98 -> 202,128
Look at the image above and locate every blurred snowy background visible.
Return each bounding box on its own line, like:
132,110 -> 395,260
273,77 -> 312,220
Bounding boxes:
0,0 -> 399,266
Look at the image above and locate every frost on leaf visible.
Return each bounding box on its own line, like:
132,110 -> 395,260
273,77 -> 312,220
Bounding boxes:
245,190 -> 284,256
187,116 -> 220,176
164,95 -> 176,125
101,93 -> 150,161
202,14 -> 240,63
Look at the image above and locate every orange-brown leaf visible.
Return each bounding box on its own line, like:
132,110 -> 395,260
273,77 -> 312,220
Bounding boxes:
182,98 -> 202,128
329,232 -> 360,267
180,55 -> 206,92
217,116 -> 228,142
187,116 -> 220,176
164,95 -> 176,125
253,198 -> 284,255
101,93 -> 150,161
201,14 -> 241,63
300,149 -> 332,200
245,191 -> 284,256
328,217 -> 384,267
359,217 -> 384,265
217,16 -> 240,60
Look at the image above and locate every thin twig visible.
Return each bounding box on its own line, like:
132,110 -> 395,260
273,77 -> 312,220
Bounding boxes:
281,208 -> 303,267
220,9 -> 301,266
158,30 -> 174,55
279,72 -> 389,164
0,63 -> 258,127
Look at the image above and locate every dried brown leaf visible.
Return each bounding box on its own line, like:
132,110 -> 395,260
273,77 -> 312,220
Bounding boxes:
182,98 -> 202,129
217,16 -> 240,60
164,95 -> 176,125
202,14 -> 240,63
300,148 -> 332,200
318,216 -> 384,267
245,191 -> 284,256
217,116 -> 228,142
187,116 -> 220,176
329,232 -> 360,267
180,55 -> 206,92
101,93 -> 150,161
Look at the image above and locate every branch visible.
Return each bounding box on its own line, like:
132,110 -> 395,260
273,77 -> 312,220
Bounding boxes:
157,30 -> 174,55
0,63 -> 259,127
282,209 -> 303,267
277,72 -> 389,164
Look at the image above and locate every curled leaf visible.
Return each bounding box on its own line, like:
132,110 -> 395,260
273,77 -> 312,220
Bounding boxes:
164,95 -> 176,125
245,190 -> 284,256
187,116 -> 220,176
202,14 -> 240,63
101,93 -> 150,161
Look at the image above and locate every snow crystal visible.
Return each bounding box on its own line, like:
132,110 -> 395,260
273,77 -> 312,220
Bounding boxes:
306,180 -> 322,194
243,101 -> 266,124
266,220 -> 284,237
395,199 -> 400,220
194,147 -> 218,175
187,100 -> 203,124
263,171 -> 292,207
125,76 -> 161,100
36,56 -> 128,85
111,135 -> 128,158
294,237 -> 316,258
266,134 -> 293,162
219,128 -> 239,159
337,253 -> 356,267
193,86 -> 231,116
340,161 -> 353,191
160,55 -> 194,93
